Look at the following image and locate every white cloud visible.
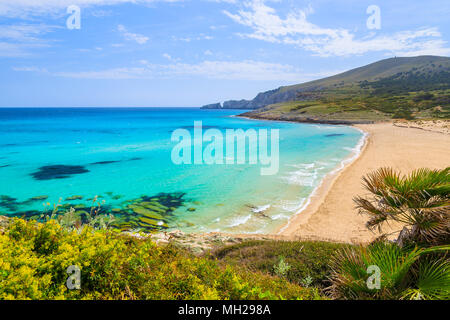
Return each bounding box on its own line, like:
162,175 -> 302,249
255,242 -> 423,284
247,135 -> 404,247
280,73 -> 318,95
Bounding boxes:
0,0 -> 183,18
162,53 -> 180,62
0,24 -> 57,41
0,24 -> 57,57
12,66 -> 49,72
117,24 -> 149,44
14,60 -> 311,81
172,34 -> 214,42
224,0 -> 450,57
0,42 -> 30,57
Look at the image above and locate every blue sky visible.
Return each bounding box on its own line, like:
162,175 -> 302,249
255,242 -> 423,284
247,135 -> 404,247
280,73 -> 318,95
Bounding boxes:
1,0 -> 449,107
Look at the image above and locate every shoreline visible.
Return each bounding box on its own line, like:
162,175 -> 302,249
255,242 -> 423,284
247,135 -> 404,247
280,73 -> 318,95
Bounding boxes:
235,112 -> 371,238
275,121 -> 450,243
233,113 -> 373,241
276,125 -> 369,236
234,112 -> 377,125
224,116 -> 450,244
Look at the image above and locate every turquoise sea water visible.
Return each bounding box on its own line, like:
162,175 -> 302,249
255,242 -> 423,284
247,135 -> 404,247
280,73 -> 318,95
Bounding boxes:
0,108 -> 364,234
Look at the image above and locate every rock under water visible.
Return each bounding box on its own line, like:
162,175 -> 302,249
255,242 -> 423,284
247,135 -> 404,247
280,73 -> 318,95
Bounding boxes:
31,165 -> 90,180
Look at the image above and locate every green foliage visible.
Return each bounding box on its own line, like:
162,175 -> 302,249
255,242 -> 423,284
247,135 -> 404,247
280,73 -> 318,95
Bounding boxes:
402,257 -> 450,300
273,256 -> 291,278
0,219 -> 321,300
392,109 -> 415,120
330,167 -> 450,300
328,242 -> 450,300
213,240 -> 349,289
354,167 -> 450,246
362,70 -> 450,95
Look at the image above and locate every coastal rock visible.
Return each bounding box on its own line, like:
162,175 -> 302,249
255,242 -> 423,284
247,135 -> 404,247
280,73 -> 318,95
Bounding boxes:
222,99 -> 251,109
30,195 -> 49,201
136,208 -> 166,221
0,215 -> 9,233
201,102 -> 222,109
66,195 -> 83,201
201,86 -> 299,110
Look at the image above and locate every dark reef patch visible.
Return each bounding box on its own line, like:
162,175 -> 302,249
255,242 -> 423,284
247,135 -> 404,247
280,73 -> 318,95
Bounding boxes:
89,158 -> 143,166
0,165 -> 10,168
29,195 -> 49,201
325,133 -> 345,137
1,140 -> 49,148
90,160 -> 121,166
31,165 -> 90,180
2,191 -> 188,233
0,195 -> 19,211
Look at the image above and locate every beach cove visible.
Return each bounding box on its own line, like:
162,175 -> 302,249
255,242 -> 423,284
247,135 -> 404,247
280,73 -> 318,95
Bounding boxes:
276,121 -> 450,243
0,107 -> 364,235
148,120 -> 449,251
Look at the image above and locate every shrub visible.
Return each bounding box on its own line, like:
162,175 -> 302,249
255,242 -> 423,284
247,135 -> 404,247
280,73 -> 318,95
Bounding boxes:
213,240 -> 350,289
328,242 -> 450,300
0,219 -> 321,300
329,167 -> 450,300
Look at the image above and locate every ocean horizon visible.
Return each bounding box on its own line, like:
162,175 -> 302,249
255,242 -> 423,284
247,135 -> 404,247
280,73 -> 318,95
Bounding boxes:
0,107 -> 364,234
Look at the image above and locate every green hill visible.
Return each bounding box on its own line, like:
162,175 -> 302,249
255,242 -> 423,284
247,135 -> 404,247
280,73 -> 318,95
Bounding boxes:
281,55 -> 450,92
228,56 -> 450,123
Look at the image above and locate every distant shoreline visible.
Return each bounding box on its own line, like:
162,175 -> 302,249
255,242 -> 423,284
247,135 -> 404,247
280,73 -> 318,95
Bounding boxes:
236,112 -> 376,125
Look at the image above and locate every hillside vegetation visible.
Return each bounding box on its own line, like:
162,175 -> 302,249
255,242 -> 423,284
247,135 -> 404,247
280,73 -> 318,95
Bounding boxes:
0,218 -> 322,300
204,56 -> 450,123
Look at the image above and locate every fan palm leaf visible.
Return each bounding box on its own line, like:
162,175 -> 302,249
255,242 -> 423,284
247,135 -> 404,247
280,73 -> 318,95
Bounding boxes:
354,167 -> 449,245
328,244 -> 450,299
401,257 -> 450,300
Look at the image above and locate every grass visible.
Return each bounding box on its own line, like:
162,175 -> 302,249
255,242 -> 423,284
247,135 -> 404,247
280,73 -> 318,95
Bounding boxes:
212,240 -> 352,291
244,88 -> 450,123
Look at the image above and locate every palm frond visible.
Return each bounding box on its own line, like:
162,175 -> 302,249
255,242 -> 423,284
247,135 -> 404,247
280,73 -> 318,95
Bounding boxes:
401,258 -> 450,300
355,167 -> 449,245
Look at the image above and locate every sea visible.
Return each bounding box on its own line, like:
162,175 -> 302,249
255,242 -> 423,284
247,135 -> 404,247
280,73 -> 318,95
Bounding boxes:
0,107 -> 365,234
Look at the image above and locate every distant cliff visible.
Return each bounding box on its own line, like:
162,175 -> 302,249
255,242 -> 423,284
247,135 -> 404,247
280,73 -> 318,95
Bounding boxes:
201,87 -> 299,110
201,103 -> 222,109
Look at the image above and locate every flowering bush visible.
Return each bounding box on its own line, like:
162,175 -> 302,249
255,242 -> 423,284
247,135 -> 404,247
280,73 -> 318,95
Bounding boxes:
0,219 -> 321,300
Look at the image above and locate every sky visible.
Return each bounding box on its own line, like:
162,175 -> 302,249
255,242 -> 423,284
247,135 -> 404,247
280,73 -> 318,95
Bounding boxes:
0,0 -> 449,107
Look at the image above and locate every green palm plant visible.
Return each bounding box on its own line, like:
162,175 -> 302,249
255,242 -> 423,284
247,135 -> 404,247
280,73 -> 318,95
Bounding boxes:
328,243 -> 450,300
402,257 -> 450,300
329,167 -> 449,300
354,167 -> 450,245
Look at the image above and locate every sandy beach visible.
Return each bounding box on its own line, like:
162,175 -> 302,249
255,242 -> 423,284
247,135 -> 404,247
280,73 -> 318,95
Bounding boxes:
278,121 -> 450,244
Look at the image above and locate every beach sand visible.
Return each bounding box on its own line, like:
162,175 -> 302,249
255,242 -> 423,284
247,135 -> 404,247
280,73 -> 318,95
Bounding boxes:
278,121 -> 450,244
